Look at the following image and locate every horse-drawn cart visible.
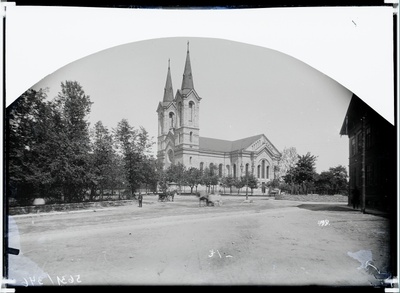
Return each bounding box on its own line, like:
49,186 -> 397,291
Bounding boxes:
197,191 -> 222,207
158,190 -> 176,202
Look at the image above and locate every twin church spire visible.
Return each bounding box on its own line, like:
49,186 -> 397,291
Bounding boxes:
162,42 -> 194,102
162,59 -> 174,102
181,42 -> 194,91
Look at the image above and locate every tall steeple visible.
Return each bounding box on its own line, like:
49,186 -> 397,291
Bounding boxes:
163,59 -> 174,102
181,41 -> 194,90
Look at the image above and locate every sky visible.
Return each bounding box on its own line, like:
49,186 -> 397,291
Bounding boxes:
31,37 -> 353,174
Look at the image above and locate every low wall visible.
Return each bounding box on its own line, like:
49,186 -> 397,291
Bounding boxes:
8,200 -> 136,215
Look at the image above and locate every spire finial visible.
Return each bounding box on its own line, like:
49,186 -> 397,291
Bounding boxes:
187,41 -> 190,52
168,58 -> 170,69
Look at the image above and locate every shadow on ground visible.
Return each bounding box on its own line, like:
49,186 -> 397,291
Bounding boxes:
297,204 -> 359,213
297,204 -> 391,218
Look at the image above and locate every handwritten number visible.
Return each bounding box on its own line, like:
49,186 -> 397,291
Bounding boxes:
75,275 -> 81,283
57,276 -> 67,286
22,274 -> 81,286
37,276 -> 44,285
318,220 -> 330,226
47,273 -> 55,285
29,276 -> 36,286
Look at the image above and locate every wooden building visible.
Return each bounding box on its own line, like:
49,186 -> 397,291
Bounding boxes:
339,94 -> 396,212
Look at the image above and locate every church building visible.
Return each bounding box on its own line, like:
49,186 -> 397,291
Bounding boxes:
156,44 -> 281,184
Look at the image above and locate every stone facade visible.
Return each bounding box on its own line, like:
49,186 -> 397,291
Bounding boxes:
156,44 -> 281,184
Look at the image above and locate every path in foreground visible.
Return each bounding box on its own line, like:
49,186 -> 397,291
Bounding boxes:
7,195 -> 392,287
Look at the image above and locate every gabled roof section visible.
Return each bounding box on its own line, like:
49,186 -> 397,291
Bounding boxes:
339,94 -> 375,136
181,42 -> 194,91
199,134 -> 264,153
199,137 -> 233,152
156,100 -> 176,113
232,134 -> 264,151
163,59 -> 174,102
176,88 -> 202,103
340,94 -> 356,136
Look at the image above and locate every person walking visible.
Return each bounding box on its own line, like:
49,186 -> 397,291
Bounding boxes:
352,187 -> 360,209
138,193 -> 143,208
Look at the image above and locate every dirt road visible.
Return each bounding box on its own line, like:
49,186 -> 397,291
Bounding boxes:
6,195 -> 393,287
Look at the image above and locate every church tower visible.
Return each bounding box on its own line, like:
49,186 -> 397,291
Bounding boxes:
156,43 -> 202,169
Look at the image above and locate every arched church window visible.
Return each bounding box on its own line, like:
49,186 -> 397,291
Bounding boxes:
210,163 -> 214,175
233,164 -> 237,178
190,131 -> 193,142
159,113 -> 163,135
266,166 -> 270,179
219,164 -> 223,177
189,101 -> 194,122
257,165 -> 261,178
167,149 -> 174,164
178,102 -> 183,127
190,156 -> 192,164
261,160 -> 265,178
169,112 -> 174,128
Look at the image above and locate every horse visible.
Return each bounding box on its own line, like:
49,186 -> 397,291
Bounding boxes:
199,194 -> 209,207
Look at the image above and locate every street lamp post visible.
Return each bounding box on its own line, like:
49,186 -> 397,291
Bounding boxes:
242,163 -> 249,200
240,163 -> 244,197
251,163 -> 255,196
245,173 -> 249,200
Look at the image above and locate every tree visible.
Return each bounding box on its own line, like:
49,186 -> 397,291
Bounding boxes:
139,157 -> 159,194
221,175 -> 235,194
275,147 -> 298,181
157,169 -> 169,195
283,152 -> 318,195
114,119 -> 154,197
201,166 -> 219,193
165,162 -> 186,193
315,165 -> 348,195
285,152 -> 317,194
109,154 -> 125,199
7,82 -> 94,204
7,88 -> 52,204
329,165 -> 348,195
50,81 -> 93,202
314,171 -> 331,195
185,167 -> 202,194
234,177 -> 245,195
246,173 -> 259,195
89,121 -> 116,199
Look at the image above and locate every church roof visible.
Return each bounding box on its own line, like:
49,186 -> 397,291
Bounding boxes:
199,134 -> 264,153
181,42 -> 194,90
